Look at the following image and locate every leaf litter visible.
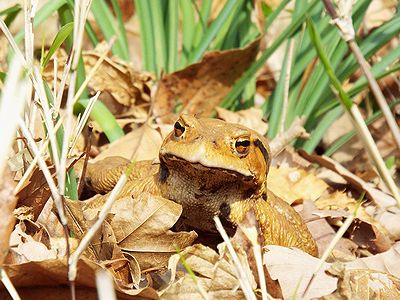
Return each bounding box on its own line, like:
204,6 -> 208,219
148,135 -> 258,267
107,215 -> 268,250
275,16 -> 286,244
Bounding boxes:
1,32 -> 400,300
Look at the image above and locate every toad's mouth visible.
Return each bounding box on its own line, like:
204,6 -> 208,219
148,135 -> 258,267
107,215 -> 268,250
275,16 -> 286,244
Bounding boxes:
160,153 -> 255,183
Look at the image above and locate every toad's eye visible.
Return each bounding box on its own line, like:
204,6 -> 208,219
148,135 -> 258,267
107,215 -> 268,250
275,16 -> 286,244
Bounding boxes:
174,121 -> 185,137
235,138 -> 250,156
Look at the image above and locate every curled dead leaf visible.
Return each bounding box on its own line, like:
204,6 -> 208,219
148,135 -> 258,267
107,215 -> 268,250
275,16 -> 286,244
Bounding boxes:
154,39 -> 260,121
0,167 -> 16,265
161,244 -> 255,299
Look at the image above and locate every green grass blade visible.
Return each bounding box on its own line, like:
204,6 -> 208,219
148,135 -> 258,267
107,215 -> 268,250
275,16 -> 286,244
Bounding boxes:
222,0 -> 319,108
43,81 -> 78,199
188,0 -> 239,64
325,99 -> 400,156
110,0 -> 129,51
302,106 -> 343,153
307,18 -> 353,108
264,0 -> 291,31
41,22 -> 73,70
135,0 -> 157,74
75,99 -> 124,142
211,0 -> 243,50
268,41 -> 292,138
91,0 -> 129,60
192,0 -> 212,49
57,5 -> 88,99
337,14 -> 400,80
15,0 -> 66,44
149,0 -> 167,74
180,0 -> 196,65
167,0 -> 179,73
1,4 -> 22,27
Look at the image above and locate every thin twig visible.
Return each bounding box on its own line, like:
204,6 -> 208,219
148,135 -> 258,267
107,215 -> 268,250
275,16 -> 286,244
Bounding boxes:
17,117 -> 67,225
323,0 -> 400,151
214,216 -> 257,300
270,117 -> 308,157
77,124 -> 93,197
0,268 -> 21,300
302,201 -> 360,298
280,38 -> 295,134
68,162 -> 134,281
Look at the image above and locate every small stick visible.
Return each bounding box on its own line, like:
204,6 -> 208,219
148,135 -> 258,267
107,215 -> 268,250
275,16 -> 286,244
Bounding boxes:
77,124 -> 93,198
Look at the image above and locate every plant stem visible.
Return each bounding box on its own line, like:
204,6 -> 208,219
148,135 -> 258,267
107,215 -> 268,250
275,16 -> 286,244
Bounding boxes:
347,40 -> 400,150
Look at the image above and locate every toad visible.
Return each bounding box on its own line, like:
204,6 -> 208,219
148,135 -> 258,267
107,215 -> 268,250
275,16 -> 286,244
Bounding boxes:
85,115 -> 318,256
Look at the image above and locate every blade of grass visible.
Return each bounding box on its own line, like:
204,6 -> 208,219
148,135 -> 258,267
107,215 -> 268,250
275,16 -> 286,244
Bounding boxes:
110,0 -> 129,52
65,0 -> 98,46
15,0 -> 65,44
325,99 -> 400,156
211,0 -> 243,50
268,41 -> 292,138
75,99 -> 124,142
302,106 -> 343,153
149,0 -> 167,74
307,17 -> 400,204
135,0 -> 156,74
91,0 -> 129,60
40,22 -> 73,70
180,0 -> 196,66
166,0 -> 178,73
192,0 -> 212,49
188,0 -> 239,64
1,4 -> 22,27
221,0 -> 319,108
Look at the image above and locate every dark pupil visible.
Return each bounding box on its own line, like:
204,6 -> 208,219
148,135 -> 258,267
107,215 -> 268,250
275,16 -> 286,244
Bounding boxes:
174,122 -> 185,134
236,140 -> 250,148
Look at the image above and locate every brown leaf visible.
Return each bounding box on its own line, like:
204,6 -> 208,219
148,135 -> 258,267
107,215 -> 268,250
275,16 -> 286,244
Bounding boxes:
1,258 -> 158,299
327,265 -> 400,299
264,245 -> 337,299
301,200 -> 358,257
344,242 -> 400,278
16,166 -> 54,221
0,167 -> 17,265
112,194 -> 197,270
70,193 -> 197,270
216,107 -> 268,135
43,48 -> 152,118
154,39 -> 260,121
348,218 -> 393,254
161,244 -> 255,299
268,166 -> 328,204
299,150 -> 397,208
94,123 -> 163,162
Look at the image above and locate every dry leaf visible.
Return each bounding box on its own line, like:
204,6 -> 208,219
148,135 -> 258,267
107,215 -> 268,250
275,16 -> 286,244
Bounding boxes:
264,245 -> 337,299
327,264 -> 400,299
154,39 -> 260,121
69,193 -> 197,271
94,123 -> 163,162
216,107 -> 268,135
344,242 -> 400,278
299,150 -> 397,208
1,258 -> 158,299
161,244 -> 255,299
348,218 -> 393,254
16,166 -> 54,220
268,166 -> 328,204
0,167 -> 17,265
112,194 -> 197,270
43,48 -> 152,118
301,200 -> 357,257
